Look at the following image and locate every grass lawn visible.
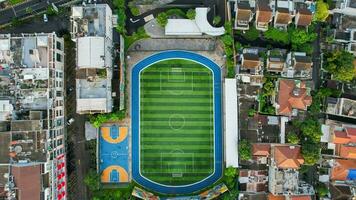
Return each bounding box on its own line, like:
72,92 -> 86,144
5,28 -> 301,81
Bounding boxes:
139,59 -> 214,186
8,0 -> 25,5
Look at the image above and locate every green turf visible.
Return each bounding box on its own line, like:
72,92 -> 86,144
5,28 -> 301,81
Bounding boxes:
140,59 -> 214,186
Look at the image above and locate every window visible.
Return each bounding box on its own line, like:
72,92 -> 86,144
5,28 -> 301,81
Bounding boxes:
56,41 -> 62,50
56,53 -> 62,62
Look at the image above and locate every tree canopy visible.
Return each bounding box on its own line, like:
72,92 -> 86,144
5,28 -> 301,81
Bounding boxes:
156,12 -> 168,27
315,0 -> 329,22
290,28 -> 317,50
263,27 -> 289,45
287,132 -> 300,144
242,26 -> 259,41
324,50 -> 356,82
300,119 -> 323,143
239,139 -> 252,161
186,9 -> 196,19
302,141 -> 321,165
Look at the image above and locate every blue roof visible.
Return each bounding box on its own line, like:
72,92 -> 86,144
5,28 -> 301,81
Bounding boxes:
347,169 -> 356,180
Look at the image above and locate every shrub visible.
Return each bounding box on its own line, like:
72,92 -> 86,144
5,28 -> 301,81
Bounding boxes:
186,9 -> 196,19
239,140 -> 252,161
156,12 -> 168,27
287,132 -> 300,144
264,27 -> 289,44
213,16 -> 222,25
242,26 -> 259,41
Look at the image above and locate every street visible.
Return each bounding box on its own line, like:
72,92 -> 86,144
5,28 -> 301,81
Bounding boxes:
63,36 -> 90,200
0,0 -> 73,25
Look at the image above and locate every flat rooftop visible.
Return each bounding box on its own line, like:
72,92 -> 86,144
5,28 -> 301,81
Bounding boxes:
71,4 -> 112,38
77,79 -> 108,99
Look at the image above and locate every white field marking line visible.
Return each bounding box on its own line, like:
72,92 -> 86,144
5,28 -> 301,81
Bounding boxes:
137,57 -> 218,188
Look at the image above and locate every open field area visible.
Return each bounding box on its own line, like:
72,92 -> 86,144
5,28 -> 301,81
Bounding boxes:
139,59 -> 214,186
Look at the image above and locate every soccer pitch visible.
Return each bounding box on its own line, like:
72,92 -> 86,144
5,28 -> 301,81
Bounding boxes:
139,59 -> 214,186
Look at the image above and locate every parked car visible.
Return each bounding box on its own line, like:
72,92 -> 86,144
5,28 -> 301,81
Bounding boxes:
43,14 -> 48,23
67,118 -> 75,126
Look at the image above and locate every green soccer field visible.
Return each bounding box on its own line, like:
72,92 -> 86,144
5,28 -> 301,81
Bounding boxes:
140,59 -> 214,186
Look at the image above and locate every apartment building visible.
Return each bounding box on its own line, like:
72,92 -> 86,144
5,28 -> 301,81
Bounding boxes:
0,33 -> 66,200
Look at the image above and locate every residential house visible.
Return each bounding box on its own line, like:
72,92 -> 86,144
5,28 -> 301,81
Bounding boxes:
252,143 -> 271,164
329,184 -> 355,200
326,97 -> 356,119
235,2 -> 254,30
268,194 -> 313,200
275,79 -> 312,116
330,159 -> 356,181
334,28 -> 356,56
274,0 -> 294,30
255,0 -> 273,31
269,145 -> 314,196
239,169 -> 268,193
332,126 -> 356,159
70,4 -> 114,114
266,49 -> 287,73
295,7 -> 312,28
238,49 -> 264,86
284,52 -> 313,78
0,33 -> 66,200
332,0 -> 356,16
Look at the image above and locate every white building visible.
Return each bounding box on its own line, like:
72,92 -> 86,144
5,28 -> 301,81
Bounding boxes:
70,4 -> 114,114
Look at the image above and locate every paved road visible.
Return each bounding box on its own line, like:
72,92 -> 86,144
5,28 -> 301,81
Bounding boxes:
0,9 -> 69,34
312,23 -> 322,89
0,0 -> 74,25
63,37 -> 90,200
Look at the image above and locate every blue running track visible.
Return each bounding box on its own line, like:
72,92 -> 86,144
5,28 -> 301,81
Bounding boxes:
131,50 -> 223,194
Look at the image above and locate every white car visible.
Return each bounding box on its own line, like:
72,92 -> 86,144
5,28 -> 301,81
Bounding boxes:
43,14 -> 48,23
67,118 -> 74,126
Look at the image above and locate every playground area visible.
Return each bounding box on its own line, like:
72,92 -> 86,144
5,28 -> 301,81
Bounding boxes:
131,51 -> 222,194
99,125 -> 130,184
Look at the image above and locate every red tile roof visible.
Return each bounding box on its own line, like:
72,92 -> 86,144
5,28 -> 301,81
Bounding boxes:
277,80 -> 312,116
252,143 -> 271,156
268,194 -> 286,200
331,159 -> 356,181
290,196 -> 312,200
275,9 -> 292,25
11,164 -> 41,200
296,8 -> 312,27
273,145 -> 304,169
339,145 -> 356,159
333,127 -> 356,144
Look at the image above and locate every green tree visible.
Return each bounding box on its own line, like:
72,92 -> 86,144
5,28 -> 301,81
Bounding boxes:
224,21 -> 233,35
242,26 -> 259,41
156,12 -> 168,27
113,0 -> 125,8
262,81 -> 275,96
221,34 -> 234,47
248,108 -> 256,117
84,170 -> 100,192
302,142 -> 321,165
239,140 -> 252,161
186,9 -> 196,19
25,7 -> 33,14
287,132 -> 300,144
116,8 -> 127,34
324,50 -> 355,82
300,119 -> 323,143
213,16 -> 222,25
264,27 -> 289,44
317,184 -> 329,197
290,28 -> 317,49
224,167 -> 238,189
315,0 -> 329,22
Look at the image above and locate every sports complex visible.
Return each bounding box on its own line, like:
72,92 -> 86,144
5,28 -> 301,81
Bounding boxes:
131,50 -> 223,194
